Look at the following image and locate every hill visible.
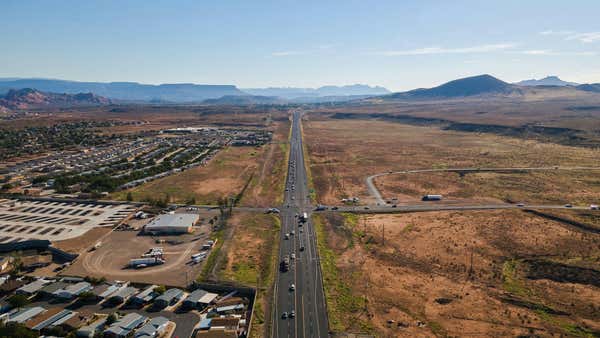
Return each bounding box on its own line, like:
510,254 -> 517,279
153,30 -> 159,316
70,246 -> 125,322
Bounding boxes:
0,78 -> 245,102
576,83 -> 600,93
201,95 -> 285,105
388,74 -> 516,99
0,88 -> 111,110
242,84 -> 390,98
515,76 -> 578,86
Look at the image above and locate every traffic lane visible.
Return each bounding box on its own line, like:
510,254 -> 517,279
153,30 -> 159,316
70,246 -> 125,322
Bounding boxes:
321,204 -> 599,214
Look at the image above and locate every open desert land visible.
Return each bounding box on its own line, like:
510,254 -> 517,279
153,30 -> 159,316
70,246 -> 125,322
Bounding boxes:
112,119 -> 289,207
315,210 -> 600,337
209,211 -> 280,338
302,117 -> 600,206
315,97 -> 600,133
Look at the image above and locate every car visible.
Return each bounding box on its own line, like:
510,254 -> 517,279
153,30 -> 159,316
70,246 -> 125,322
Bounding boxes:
332,206 -> 339,210
290,310 -> 296,318
290,230 -> 295,236
591,204 -> 599,210
289,284 -> 295,291
516,203 -> 525,207
564,204 -> 573,208
291,253 -> 296,259
281,312 -> 288,319
299,246 -> 305,251
364,206 -> 370,210
285,234 -> 290,240
391,204 -> 397,208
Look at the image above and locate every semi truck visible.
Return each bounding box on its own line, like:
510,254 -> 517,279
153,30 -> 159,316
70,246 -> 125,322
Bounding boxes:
422,194 -> 443,201
280,255 -> 290,272
129,257 -> 165,268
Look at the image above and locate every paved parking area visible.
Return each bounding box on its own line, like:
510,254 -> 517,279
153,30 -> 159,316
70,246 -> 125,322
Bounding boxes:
0,199 -> 136,242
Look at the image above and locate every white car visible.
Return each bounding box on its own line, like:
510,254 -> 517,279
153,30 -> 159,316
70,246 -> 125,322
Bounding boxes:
516,203 -> 525,207
590,204 -> 599,210
289,284 -> 295,291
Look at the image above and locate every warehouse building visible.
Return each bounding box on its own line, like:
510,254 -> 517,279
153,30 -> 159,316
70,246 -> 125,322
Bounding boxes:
143,214 -> 198,235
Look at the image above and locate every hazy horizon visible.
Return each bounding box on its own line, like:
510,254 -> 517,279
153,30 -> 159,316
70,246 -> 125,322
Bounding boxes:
2,0 -> 600,91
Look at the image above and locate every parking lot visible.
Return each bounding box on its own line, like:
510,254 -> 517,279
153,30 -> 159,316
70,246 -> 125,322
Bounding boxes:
64,209 -> 217,287
0,199 -> 136,242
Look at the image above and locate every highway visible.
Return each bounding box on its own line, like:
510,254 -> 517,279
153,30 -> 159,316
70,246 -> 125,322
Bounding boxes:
272,111 -> 329,338
366,166 -> 600,205
324,203 -> 599,214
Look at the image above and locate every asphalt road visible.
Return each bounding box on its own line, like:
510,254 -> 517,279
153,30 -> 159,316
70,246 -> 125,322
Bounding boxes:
272,111 -> 329,338
366,166 -> 600,205
326,203 -> 599,214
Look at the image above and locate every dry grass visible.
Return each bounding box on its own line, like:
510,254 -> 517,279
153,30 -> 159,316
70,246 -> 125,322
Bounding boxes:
318,210 -> 600,337
303,118 -> 600,205
218,212 -> 280,338
112,120 -> 288,206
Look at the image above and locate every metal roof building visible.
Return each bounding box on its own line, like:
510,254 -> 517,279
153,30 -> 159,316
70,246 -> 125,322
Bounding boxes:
135,316 -> 169,338
16,279 -> 50,296
183,289 -> 218,309
105,312 -> 148,338
154,288 -> 184,308
144,213 -> 198,235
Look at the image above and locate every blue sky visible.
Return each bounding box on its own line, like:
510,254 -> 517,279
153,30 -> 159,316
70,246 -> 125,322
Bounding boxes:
2,0 -> 600,91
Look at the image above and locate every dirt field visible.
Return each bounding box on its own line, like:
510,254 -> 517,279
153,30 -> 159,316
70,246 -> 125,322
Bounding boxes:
303,118 -> 600,205
215,211 -> 280,338
316,210 -> 600,337
63,213 -> 216,287
113,120 -> 289,207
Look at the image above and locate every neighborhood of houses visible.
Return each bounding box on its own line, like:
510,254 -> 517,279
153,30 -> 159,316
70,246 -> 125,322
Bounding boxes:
0,275 -> 253,338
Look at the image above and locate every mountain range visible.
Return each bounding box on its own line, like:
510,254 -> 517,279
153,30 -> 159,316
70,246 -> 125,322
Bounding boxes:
0,78 -> 244,103
514,76 -> 579,87
1,75 -> 600,107
0,88 -> 110,110
383,74 -> 600,100
242,84 -> 390,99
0,78 -> 391,103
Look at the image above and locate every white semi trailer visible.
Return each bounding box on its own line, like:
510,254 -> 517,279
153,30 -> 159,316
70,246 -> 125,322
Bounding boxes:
129,257 -> 165,268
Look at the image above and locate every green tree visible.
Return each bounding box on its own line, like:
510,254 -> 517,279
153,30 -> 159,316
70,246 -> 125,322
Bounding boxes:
78,291 -> 97,303
106,313 -> 117,325
154,285 -> 166,295
0,322 -> 38,338
8,294 -> 30,309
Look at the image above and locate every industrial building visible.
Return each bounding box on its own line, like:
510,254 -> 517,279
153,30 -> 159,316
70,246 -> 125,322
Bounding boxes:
143,213 -> 198,235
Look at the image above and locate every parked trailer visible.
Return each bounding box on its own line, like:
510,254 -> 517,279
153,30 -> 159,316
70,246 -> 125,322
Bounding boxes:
191,252 -> 207,260
129,257 -> 165,268
422,194 -> 443,201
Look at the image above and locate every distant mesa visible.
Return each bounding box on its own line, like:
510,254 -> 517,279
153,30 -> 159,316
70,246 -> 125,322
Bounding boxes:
0,88 -> 111,110
201,95 -> 285,105
515,76 -> 579,87
242,84 -> 390,99
0,79 -> 245,103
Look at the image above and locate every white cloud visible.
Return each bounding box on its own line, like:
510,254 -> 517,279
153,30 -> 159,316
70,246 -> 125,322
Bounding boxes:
376,43 -> 516,56
270,51 -> 306,57
540,30 -> 600,43
539,30 -> 574,36
514,49 -> 597,56
519,50 -> 552,55
566,32 -> 600,43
